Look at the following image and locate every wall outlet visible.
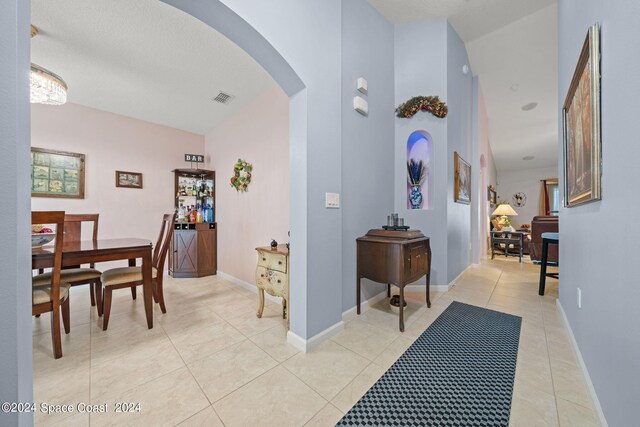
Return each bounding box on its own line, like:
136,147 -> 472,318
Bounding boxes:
577,287 -> 582,308
325,192 -> 340,209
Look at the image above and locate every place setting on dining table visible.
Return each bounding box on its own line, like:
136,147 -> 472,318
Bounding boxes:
31,210 -> 175,359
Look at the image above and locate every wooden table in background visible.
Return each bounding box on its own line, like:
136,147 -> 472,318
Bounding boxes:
356,229 -> 431,332
490,230 -> 525,262
32,238 -> 154,329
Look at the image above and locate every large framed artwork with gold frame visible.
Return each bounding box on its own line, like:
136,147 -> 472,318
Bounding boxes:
563,23 -> 601,207
31,147 -> 85,199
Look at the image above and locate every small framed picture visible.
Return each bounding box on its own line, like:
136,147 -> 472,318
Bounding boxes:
454,152 -> 471,204
488,186 -> 497,207
115,171 -> 143,189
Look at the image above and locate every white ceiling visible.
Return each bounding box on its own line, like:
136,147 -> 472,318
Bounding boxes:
467,5 -> 558,171
31,0 -> 275,136
367,0 -> 555,42
32,1 -> 559,171
369,0 -> 559,172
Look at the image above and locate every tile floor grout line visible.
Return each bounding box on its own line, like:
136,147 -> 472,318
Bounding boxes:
278,352 -> 366,404
484,266 -> 504,309
158,314 -> 226,409
89,303 -> 93,427
540,283 -> 563,425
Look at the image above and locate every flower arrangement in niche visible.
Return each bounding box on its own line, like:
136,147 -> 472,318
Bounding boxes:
230,158 -> 252,192
407,159 -> 428,209
395,96 -> 448,119
407,159 -> 426,187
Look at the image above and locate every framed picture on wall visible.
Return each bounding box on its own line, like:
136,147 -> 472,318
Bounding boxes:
115,171 -> 143,189
454,151 -> 471,204
31,147 -> 85,199
488,186 -> 497,207
562,23 -> 602,207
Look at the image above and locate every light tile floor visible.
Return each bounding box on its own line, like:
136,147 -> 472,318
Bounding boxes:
32,258 -> 601,426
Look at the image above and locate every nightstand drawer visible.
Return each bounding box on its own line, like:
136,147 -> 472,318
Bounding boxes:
257,250 -> 287,274
256,266 -> 288,297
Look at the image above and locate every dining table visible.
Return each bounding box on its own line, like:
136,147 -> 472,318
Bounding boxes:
32,238 -> 155,329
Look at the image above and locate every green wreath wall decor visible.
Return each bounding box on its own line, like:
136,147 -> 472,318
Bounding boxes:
230,158 -> 253,192
395,96 -> 448,119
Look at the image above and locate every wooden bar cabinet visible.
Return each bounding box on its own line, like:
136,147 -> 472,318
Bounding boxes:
169,168 -> 217,278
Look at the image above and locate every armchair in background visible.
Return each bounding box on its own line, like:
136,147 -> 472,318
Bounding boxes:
529,216 -> 558,263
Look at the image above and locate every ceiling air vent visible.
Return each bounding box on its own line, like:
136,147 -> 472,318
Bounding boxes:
211,91 -> 235,105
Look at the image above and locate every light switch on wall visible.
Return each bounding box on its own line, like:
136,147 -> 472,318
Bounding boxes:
325,192 -> 340,209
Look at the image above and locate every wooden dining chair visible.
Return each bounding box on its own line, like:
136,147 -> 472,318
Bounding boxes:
32,214 -> 103,316
32,211 -> 71,359
100,213 -> 175,330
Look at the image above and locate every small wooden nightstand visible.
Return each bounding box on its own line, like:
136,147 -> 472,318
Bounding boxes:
255,245 -> 289,327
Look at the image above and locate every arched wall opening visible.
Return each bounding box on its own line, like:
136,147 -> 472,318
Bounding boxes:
160,0 -> 310,340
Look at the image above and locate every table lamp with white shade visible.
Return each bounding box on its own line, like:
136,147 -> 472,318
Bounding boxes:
492,203 -> 518,232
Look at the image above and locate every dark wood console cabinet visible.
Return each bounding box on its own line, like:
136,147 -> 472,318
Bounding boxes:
356,229 -> 431,332
169,169 -> 217,278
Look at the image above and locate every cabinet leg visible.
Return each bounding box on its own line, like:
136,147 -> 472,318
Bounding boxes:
387,284 -> 391,298
282,298 -> 287,319
426,274 -> 431,308
399,286 -> 405,332
356,277 -> 361,315
256,288 -> 265,318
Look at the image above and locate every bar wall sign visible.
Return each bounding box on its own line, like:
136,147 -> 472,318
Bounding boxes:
184,154 -> 204,163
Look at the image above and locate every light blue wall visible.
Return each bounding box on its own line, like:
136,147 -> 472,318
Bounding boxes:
341,0 -> 395,311
394,20 -> 449,286
165,0 -> 344,339
445,23 -> 473,283
0,0 -> 33,426
558,1 -> 640,425
394,20 -> 475,287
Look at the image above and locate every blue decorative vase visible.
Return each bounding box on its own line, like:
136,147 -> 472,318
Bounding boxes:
409,185 -> 423,209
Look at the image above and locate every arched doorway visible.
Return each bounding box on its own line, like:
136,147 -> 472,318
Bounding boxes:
161,0 -> 313,343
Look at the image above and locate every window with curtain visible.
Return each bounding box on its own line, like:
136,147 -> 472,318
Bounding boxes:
539,178 -> 559,216
548,183 -> 559,215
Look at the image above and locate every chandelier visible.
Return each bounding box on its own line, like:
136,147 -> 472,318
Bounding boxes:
30,25 -> 68,105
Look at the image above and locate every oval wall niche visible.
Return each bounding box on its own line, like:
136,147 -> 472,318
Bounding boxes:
406,130 -> 433,210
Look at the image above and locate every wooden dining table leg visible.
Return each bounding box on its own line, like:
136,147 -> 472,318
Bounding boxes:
142,250 -> 153,329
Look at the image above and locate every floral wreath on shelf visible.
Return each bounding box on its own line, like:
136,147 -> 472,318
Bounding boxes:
230,158 -> 252,192
395,96 -> 448,119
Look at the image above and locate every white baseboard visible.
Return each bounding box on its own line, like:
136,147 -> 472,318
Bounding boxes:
448,265 -> 471,287
218,271 -> 345,353
342,290 -> 388,322
217,270 -> 281,304
556,300 -> 608,427
287,320 -> 345,353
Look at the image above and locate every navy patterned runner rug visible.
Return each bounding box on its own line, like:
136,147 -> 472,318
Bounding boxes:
337,301 -> 522,427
